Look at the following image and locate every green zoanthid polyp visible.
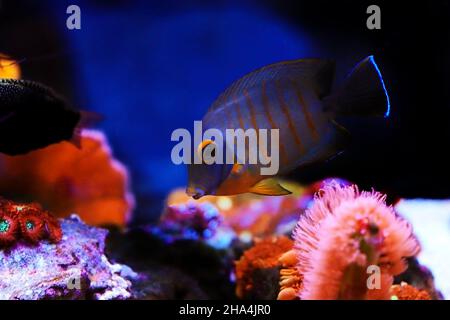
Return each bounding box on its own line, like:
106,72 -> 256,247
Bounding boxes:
0,219 -> 10,233
26,220 -> 35,230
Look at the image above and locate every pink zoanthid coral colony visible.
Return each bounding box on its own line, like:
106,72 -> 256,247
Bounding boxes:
278,181 -> 421,300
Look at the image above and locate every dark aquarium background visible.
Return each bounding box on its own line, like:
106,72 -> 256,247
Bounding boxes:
0,0 -> 449,225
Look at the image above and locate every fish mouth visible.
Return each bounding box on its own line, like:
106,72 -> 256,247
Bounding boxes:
186,186 -> 206,200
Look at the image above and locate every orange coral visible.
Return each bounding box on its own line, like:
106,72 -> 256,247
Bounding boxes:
291,182 -> 420,300
0,130 -> 134,227
390,282 -> 431,300
235,236 -> 293,299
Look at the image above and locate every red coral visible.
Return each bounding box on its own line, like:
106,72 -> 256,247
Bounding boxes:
0,199 -> 62,248
44,212 -> 63,243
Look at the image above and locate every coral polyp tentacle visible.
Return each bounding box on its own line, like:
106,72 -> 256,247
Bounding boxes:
44,213 -> 63,243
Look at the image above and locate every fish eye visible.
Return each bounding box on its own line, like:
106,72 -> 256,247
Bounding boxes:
197,139 -> 216,163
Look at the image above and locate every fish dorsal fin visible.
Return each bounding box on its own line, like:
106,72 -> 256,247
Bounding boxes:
209,59 -> 335,112
248,178 -> 292,196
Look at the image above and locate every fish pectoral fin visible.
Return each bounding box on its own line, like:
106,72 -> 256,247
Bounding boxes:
248,179 -> 292,196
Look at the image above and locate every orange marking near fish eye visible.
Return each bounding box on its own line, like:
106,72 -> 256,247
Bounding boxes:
274,80 -> 305,154
198,139 -> 214,149
261,81 -> 288,164
197,139 -> 215,159
291,79 -> 319,141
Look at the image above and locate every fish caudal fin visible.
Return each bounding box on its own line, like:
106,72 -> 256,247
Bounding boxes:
248,178 -> 292,196
324,56 -> 390,118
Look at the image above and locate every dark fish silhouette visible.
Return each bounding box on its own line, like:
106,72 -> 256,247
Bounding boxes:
0,79 -> 98,155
